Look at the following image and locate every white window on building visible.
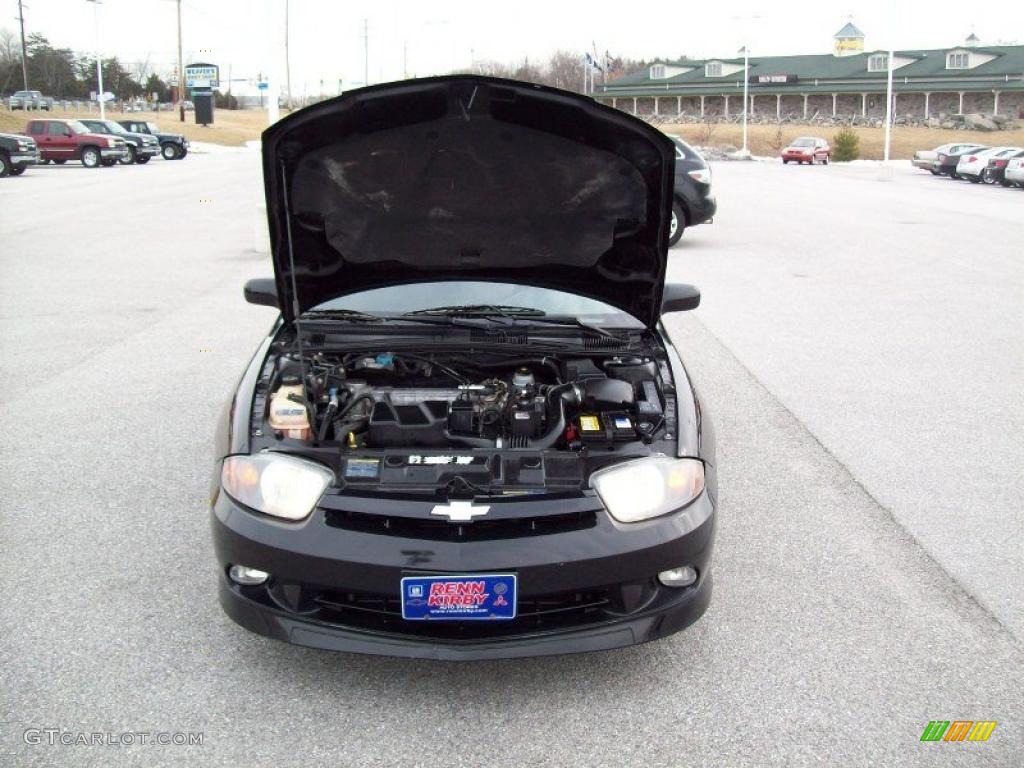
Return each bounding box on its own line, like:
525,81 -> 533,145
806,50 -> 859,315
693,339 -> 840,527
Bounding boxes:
868,54 -> 888,72
705,61 -> 722,77
947,51 -> 970,69
650,64 -> 666,79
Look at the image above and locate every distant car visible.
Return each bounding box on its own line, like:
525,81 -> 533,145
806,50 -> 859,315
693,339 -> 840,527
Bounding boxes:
934,145 -> 988,178
912,143 -> 983,174
669,137 -> 716,246
1004,155 -> 1024,188
0,132 -> 39,177
782,137 -> 830,165
26,118 -> 130,168
7,90 -> 53,110
956,147 -> 1021,183
117,120 -> 189,160
980,149 -> 1024,186
79,118 -> 160,165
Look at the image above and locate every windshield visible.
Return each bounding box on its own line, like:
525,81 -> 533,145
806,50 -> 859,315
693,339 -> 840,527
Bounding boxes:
106,122 -> 128,134
67,121 -> 91,134
309,282 -> 645,329
792,138 -> 816,147
146,122 -> 160,133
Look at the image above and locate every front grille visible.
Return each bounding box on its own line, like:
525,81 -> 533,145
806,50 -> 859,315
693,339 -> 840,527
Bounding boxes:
325,507 -> 596,541
310,585 -> 614,639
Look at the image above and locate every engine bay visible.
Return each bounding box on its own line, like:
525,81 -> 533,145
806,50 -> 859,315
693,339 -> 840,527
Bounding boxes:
252,337 -> 679,494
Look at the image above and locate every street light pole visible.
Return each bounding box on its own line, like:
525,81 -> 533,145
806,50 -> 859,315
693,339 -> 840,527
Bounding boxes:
741,45 -> 750,155
85,0 -> 105,118
176,0 -> 184,121
883,45 -> 894,163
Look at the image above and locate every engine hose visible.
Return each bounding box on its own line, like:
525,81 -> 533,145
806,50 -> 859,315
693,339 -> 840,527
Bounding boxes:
527,383 -> 579,449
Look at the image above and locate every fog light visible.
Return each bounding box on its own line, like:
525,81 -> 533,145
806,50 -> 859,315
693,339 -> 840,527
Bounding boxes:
658,566 -> 697,588
229,565 -> 269,586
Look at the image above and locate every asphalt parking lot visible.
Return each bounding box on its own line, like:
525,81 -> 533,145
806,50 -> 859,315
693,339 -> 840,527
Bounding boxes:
1,154 -> 1021,767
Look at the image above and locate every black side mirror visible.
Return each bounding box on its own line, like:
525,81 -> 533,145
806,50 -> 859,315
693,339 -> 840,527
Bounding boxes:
662,283 -> 701,313
244,278 -> 279,308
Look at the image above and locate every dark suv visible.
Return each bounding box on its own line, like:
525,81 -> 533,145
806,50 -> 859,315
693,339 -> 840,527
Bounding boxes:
79,119 -> 160,164
669,137 -> 716,246
117,120 -> 189,160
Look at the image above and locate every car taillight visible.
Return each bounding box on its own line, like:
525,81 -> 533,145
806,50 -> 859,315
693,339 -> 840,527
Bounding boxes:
993,160 -> 1007,168
965,156 -> 976,162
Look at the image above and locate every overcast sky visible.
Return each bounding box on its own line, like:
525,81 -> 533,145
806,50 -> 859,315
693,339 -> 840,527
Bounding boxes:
9,0 -> 1023,96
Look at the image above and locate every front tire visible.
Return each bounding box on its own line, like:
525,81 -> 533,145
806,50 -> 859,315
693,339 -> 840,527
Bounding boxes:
668,200 -> 686,247
967,174 -> 981,184
120,147 -> 136,165
81,147 -> 101,168
161,143 -> 179,160
783,159 -> 789,164
0,153 -> 10,177
136,155 -> 151,164
822,154 -> 829,165
10,166 -> 25,176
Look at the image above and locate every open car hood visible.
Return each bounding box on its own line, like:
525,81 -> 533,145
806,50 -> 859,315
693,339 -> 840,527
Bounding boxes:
262,76 -> 675,328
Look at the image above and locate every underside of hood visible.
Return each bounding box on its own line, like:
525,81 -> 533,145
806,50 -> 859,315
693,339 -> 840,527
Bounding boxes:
262,76 -> 674,327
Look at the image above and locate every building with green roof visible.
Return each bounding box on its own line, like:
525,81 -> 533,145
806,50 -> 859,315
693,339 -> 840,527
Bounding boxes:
596,25 -> 1024,122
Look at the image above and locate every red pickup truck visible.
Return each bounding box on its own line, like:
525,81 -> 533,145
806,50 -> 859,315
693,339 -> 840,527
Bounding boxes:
25,118 -> 130,168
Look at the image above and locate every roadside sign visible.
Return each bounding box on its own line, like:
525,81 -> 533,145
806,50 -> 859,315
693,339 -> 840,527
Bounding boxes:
185,63 -> 219,89
257,82 -> 269,91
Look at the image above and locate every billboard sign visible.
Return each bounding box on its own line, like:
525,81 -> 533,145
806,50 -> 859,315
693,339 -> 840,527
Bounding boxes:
185,63 -> 219,89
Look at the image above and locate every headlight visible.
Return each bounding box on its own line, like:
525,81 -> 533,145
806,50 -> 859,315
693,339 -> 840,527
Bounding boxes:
591,456 -> 704,523
221,453 -> 334,521
687,168 -> 712,184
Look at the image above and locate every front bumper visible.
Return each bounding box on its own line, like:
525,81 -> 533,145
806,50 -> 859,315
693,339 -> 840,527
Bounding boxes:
101,147 -> 130,160
136,144 -> 160,156
9,151 -> 39,167
211,489 -> 716,659
782,152 -> 813,162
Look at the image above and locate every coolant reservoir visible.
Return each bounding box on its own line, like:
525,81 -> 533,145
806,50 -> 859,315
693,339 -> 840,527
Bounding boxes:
268,380 -> 311,440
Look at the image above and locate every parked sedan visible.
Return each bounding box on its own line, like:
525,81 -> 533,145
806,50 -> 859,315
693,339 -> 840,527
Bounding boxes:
957,147 -> 1022,183
912,143 -> 983,173
934,145 -> 988,178
981,149 -> 1024,186
212,76 -> 717,660
1004,155 -> 1024,188
782,137 -> 830,165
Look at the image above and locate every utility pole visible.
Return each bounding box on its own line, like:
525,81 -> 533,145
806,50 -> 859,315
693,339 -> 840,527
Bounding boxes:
16,0 -> 29,91
362,18 -> 368,86
176,0 -> 184,122
284,0 -> 292,109
403,41 -> 408,79
85,0 -> 105,118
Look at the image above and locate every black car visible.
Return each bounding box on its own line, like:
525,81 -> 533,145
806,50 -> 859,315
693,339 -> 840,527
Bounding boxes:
933,144 -> 986,178
79,119 -> 160,165
669,137 -> 716,246
117,120 -> 189,160
212,76 -> 717,660
0,131 -> 39,177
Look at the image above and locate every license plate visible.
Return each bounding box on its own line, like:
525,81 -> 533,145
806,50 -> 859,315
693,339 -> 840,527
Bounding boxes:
401,574 -> 517,621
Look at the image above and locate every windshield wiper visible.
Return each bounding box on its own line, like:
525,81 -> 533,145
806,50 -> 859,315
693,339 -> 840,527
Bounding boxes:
302,309 -> 384,322
405,304 -> 546,320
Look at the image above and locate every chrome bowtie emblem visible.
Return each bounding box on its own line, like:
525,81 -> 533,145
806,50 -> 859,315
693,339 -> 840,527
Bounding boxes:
430,501 -> 490,522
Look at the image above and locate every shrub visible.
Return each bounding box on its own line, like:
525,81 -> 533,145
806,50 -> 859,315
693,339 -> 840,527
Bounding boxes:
832,127 -> 860,161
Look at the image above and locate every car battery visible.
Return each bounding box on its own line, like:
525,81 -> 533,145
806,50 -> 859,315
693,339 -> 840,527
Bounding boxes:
574,412 -> 637,446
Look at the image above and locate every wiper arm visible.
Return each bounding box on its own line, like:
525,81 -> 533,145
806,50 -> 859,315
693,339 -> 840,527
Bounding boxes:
519,316 -> 621,339
302,309 -> 383,322
405,304 -> 546,320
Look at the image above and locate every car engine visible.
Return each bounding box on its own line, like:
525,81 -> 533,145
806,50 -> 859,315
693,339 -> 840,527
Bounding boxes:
262,350 -> 671,454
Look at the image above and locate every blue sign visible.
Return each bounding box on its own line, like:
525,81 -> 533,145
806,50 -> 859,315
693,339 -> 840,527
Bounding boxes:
401,574 -> 517,620
257,82 -> 269,90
